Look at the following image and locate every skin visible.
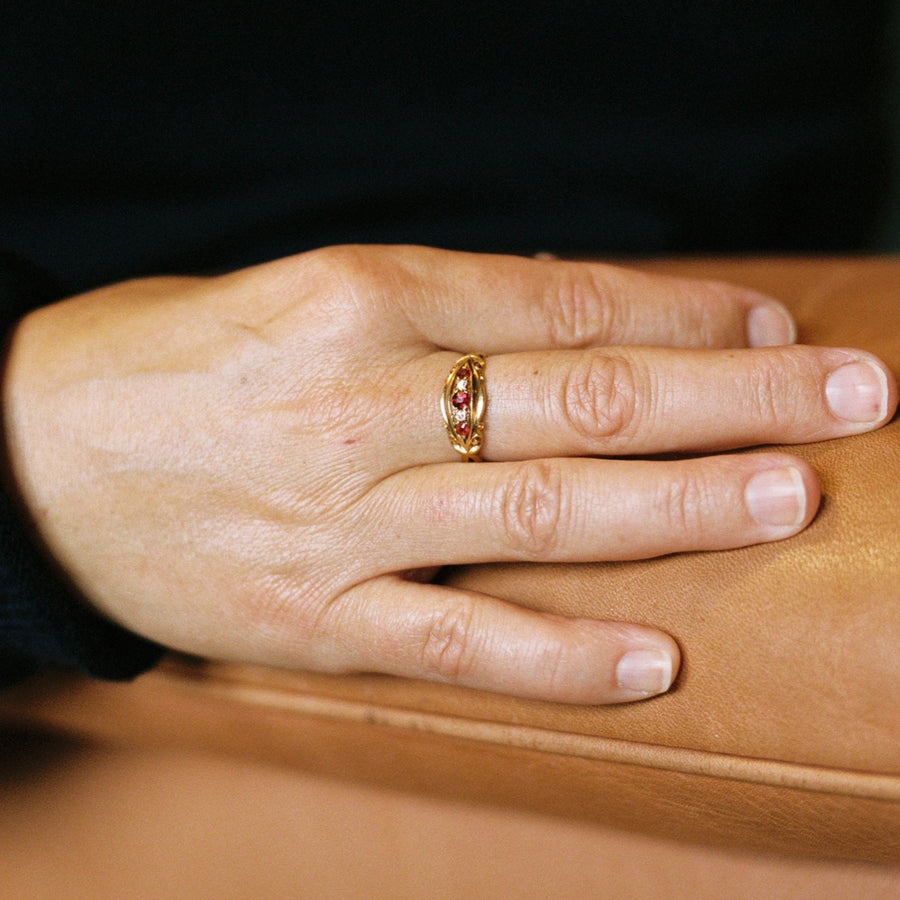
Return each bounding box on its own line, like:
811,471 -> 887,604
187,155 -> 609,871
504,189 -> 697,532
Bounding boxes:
2,245 -> 897,704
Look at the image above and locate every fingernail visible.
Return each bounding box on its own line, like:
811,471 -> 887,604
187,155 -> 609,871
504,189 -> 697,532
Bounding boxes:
747,303 -> 796,347
825,360 -> 888,424
745,466 -> 806,529
616,649 -> 675,696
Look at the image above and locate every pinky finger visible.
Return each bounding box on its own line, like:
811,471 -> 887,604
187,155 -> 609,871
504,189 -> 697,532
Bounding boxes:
321,577 -> 680,705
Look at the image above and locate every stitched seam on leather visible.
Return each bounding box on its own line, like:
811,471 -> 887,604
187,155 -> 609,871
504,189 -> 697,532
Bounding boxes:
209,680 -> 900,803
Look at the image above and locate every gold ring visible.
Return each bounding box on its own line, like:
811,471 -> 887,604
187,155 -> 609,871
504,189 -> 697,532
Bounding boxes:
441,354 -> 487,462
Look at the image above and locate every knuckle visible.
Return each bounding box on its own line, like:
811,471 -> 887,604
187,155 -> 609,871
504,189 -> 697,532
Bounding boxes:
701,279 -> 747,317
301,243 -> 372,280
676,280 -> 742,348
694,277 -> 744,310
497,460 -> 567,557
299,245 -> 428,335
543,267 -> 620,348
745,359 -> 788,425
560,352 -> 639,443
658,469 -> 716,536
296,245 -> 389,314
419,598 -> 480,682
535,638 -> 570,698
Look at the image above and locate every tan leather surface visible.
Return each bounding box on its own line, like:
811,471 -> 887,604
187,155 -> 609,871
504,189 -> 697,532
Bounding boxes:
2,258 -> 899,864
3,659 -> 898,863
2,733 -> 899,900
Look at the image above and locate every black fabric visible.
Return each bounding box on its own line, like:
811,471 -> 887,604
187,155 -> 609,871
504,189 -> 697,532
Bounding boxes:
1,2 -> 890,294
0,2 -> 891,683
0,480 -> 164,684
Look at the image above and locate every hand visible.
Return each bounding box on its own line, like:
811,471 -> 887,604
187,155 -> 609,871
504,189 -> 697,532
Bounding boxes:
4,246 -> 896,703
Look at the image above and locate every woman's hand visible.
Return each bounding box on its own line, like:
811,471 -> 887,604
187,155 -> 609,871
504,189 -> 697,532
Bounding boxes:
4,246 -> 896,703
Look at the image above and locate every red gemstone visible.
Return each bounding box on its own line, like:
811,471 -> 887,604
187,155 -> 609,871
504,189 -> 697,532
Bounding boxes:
455,421 -> 471,437
451,390 -> 469,409
457,366 -> 471,380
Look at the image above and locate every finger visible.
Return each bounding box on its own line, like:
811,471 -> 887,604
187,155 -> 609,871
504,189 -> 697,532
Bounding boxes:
386,247 -> 795,352
365,454 -> 821,569
401,345 -> 896,467
320,577 -> 681,704
481,344 -> 897,459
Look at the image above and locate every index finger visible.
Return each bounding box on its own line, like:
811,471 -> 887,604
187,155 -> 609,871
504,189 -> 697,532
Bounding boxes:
387,247 -> 795,353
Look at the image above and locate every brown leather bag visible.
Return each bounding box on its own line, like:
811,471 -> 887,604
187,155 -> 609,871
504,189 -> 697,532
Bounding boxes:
2,259 -> 898,872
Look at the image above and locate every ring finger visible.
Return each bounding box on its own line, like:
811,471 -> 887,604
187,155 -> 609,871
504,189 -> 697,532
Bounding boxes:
395,344 -> 895,466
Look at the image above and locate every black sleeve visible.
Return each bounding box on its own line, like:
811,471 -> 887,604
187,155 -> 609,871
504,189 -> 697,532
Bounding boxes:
0,253 -> 163,685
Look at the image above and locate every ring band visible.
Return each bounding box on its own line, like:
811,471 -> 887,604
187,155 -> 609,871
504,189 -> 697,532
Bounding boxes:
441,354 -> 487,462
